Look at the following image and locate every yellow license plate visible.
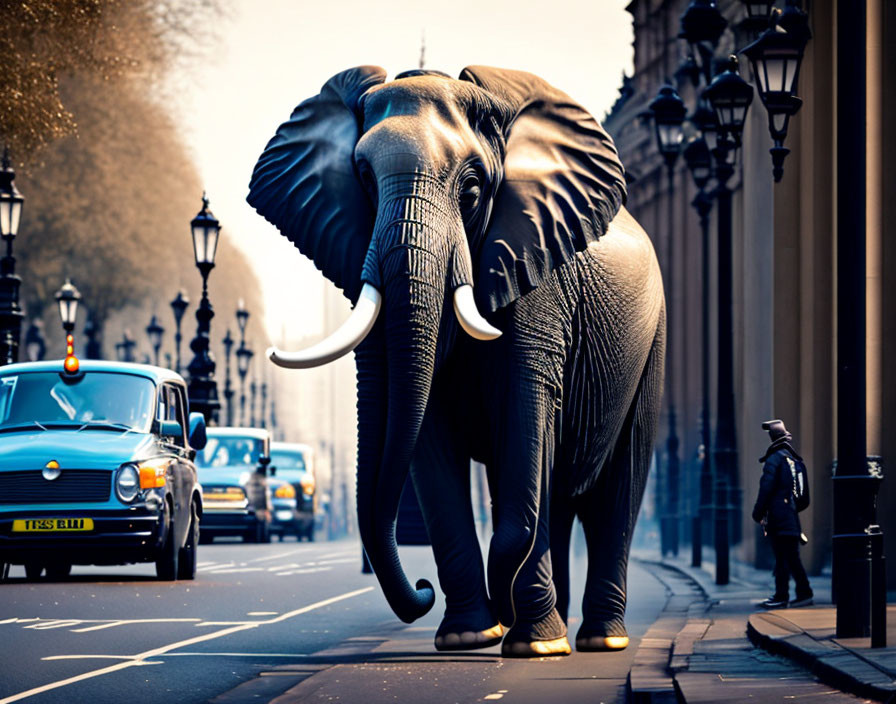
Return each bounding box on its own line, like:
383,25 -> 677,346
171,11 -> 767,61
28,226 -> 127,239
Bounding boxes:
11,518 -> 94,532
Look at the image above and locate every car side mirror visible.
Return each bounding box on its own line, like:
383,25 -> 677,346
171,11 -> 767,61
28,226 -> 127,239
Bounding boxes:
257,455 -> 271,477
188,412 -> 207,451
270,465 -> 277,476
160,420 -> 182,441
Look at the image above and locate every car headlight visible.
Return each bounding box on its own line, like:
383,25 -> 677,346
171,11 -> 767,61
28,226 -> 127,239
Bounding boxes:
300,475 -> 315,496
115,464 -> 141,503
275,483 -> 296,499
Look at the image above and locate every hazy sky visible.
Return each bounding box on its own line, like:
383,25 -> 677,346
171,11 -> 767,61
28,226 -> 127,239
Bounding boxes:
173,0 -> 634,343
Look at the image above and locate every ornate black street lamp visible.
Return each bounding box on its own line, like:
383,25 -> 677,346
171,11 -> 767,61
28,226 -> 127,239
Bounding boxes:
145,314 -> 164,367
737,0 -> 776,44
249,378 -> 257,427
649,84 -> 686,558
115,330 -> 136,363
170,290 -> 189,374
222,329 -> 235,426
236,341 -> 253,426
678,0 -> 727,85
741,5 -> 811,181
703,56 -> 753,585
186,193 -> 221,424
24,319 -> 46,362
54,279 -> 82,337
0,149 -> 25,366
260,380 -> 268,429
683,133 -> 715,569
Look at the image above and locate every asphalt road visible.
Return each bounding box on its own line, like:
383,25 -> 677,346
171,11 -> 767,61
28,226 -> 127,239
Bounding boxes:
0,534 -> 666,704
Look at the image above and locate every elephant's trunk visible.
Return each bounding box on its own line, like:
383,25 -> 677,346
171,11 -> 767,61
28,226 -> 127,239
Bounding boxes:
355,172 -> 456,623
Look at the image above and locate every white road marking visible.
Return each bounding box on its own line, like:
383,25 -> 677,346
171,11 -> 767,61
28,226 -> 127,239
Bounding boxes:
275,567 -> 332,576
197,561 -> 234,572
45,652 -> 311,660
203,567 -> 265,574
246,612 -> 277,616
2,586 -> 373,704
267,563 -> 300,572
72,619 -> 202,633
25,621 -> 82,630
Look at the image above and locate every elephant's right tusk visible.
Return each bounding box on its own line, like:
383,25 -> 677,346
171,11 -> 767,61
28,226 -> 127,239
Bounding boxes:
267,283 -> 382,369
453,285 -> 502,341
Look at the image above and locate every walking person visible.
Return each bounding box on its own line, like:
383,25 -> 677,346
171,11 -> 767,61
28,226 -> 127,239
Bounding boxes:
752,419 -> 814,609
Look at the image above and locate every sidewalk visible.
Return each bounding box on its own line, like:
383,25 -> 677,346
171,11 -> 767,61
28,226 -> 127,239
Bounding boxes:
637,549 -> 896,703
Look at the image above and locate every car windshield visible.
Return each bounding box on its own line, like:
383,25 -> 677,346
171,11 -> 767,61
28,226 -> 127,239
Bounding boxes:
0,371 -> 155,432
270,450 -> 306,472
198,436 -> 265,468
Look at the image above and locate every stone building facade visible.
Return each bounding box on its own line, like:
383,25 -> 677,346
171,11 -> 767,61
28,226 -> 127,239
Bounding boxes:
604,0 -> 896,579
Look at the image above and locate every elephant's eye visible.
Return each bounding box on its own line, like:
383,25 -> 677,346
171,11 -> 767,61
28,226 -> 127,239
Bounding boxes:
459,174 -> 481,216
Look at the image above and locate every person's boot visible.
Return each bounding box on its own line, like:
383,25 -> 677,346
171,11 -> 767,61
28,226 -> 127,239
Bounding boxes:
759,595 -> 789,609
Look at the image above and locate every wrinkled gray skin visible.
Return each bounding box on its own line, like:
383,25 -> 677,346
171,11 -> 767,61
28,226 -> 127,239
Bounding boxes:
248,66 -> 665,655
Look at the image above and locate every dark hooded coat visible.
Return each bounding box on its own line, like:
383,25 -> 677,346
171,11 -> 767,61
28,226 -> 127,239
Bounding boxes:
752,439 -> 802,537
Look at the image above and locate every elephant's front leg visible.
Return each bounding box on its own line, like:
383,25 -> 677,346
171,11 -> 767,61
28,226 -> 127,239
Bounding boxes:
411,384 -> 502,651
487,368 -> 570,657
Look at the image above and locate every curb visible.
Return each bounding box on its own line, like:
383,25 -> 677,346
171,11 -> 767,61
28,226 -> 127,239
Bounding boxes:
628,559 -> 709,703
747,615 -> 896,704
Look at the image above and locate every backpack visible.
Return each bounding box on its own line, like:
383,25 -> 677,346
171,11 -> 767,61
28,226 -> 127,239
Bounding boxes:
785,454 -> 810,512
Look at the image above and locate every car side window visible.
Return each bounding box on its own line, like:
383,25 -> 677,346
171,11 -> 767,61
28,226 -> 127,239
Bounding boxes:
159,384 -> 187,448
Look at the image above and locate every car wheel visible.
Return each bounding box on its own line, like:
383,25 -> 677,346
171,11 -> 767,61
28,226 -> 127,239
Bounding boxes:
24,562 -> 43,580
155,500 -> 179,581
177,502 -> 199,580
45,563 -> 72,580
198,531 -> 213,545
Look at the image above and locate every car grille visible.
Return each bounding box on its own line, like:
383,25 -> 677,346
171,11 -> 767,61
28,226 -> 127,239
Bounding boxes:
0,470 -> 112,504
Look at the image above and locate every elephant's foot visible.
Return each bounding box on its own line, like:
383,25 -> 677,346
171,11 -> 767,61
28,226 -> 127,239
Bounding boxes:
501,607 -> 571,658
575,619 -> 629,652
434,607 -> 504,651
434,623 -> 504,651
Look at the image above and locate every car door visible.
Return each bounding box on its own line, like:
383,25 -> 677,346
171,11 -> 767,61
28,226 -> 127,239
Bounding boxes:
159,383 -> 193,546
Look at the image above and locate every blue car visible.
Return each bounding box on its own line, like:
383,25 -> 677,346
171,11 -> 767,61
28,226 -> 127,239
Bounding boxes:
0,360 -> 207,581
269,442 -> 316,541
195,427 -> 272,543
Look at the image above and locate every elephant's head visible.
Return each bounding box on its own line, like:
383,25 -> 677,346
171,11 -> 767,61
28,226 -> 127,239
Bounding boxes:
247,66 -> 626,624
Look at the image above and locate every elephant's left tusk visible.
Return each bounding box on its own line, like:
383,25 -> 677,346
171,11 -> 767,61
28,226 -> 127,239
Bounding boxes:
453,285 -> 501,341
267,282 -> 382,369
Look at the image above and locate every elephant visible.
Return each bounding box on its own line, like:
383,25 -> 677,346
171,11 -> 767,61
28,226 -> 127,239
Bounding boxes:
247,65 -> 665,657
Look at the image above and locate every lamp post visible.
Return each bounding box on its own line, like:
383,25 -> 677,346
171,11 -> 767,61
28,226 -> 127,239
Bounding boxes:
831,0 -> 885,646
83,316 -> 101,359
649,84 -> 686,558
0,149 -> 25,366
170,290 -> 189,374
703,55 -> 753,585
222,329 -> 235,426
54,279 -> 82,338
683,133 -> 714,568
236,342 -> 253,426
24,319 -> 46,361
115,330 -> 136,363
260,380 -> 268,429
678,0 -> 727,85
741,4 -> 811,182
249,378 -> 257,427
145,315 -> 164,367
236,300 -> 251,426
186,193 -> 221,424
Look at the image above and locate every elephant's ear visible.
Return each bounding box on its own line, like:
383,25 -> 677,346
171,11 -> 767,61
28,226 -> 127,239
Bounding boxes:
459,66 -> 626,312
247,66 -> 387,301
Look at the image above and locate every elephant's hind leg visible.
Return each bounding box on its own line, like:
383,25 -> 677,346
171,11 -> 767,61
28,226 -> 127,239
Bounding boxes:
412,390 -> 502,652
576,324 -> 664,652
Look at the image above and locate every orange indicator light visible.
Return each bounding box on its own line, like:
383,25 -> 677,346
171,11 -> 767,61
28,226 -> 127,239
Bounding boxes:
64,354 -> 80,373
139,464 -> 167,489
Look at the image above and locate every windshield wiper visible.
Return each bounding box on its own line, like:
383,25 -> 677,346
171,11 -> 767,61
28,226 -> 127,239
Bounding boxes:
0,421 -> 50,434
76,420 -> 133,433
